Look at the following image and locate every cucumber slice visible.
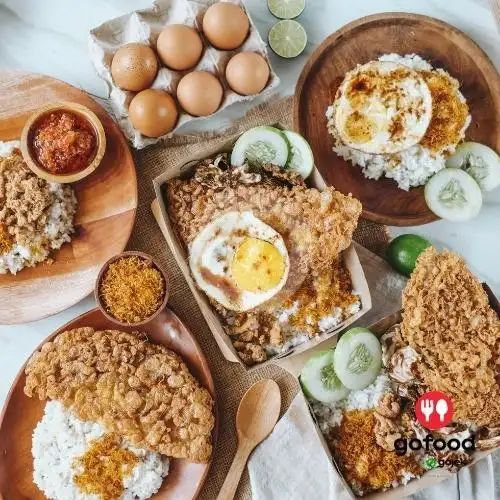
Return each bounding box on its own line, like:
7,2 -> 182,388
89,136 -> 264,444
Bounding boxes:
283,130 -> 314,178
231,126 -> 290,168
300,350 -> 349,403
333,327 -> 382,390
425,168 -> 482,221
446,142 -> 500,192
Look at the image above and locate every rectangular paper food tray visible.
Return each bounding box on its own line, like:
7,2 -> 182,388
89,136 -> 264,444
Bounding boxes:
152,126 -> 372,371
278,286 -> 500,499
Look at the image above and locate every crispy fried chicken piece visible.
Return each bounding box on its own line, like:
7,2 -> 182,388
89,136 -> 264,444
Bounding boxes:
399,248 -> 500,427
377,393 -> 401,419
24,328 -> 215,463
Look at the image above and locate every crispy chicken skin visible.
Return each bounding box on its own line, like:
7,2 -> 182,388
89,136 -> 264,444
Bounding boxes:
24,328 -> 215,463
399,248 -> 500,427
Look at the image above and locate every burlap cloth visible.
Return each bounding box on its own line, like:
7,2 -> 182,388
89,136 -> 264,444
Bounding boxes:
126,96 -> 390,499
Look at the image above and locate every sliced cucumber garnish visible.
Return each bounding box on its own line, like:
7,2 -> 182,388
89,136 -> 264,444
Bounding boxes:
300,350 -> 349,403
333,327 -> 382,390
231,126 -> 290,168
283,130 -> 314,178
446,142 -> 500,192
425,168 -> 482,221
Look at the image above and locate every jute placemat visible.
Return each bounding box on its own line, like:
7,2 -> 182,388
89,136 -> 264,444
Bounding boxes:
126,96 -> 390,499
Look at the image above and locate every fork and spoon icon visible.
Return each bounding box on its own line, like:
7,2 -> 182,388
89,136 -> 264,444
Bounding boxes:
420,398 -> 448,423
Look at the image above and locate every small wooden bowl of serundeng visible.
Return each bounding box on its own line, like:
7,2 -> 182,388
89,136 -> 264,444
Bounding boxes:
20,101 -> 106,184
95,251 -> 170,327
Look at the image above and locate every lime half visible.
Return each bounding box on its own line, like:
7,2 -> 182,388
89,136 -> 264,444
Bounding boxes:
268,0 -> 305,19
268,20 -> 307,58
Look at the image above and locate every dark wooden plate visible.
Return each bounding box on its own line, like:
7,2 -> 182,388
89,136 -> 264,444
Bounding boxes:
293,13 -> 500,226
0,307 -> 218,500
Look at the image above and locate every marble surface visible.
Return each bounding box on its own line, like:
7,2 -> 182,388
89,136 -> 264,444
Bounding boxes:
0,0 -> 499,496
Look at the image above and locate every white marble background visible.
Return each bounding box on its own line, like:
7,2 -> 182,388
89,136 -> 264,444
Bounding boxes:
0,0 -> 499,495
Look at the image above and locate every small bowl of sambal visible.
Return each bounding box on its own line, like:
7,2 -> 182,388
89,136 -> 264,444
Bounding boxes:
20,101 -> 106,183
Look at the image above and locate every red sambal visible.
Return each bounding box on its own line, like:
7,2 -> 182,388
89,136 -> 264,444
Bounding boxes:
32,110 -> 96,175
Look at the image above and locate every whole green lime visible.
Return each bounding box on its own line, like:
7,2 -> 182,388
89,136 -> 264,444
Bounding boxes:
387,234 -> 432,277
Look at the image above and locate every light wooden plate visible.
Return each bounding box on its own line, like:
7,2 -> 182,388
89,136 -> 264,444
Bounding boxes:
293,13 -> 500,226
0,307 -> 218,500
0,69 -> 137,323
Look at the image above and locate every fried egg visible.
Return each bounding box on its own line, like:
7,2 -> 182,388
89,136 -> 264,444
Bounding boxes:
333,61 -> 433,154
189,211 -> 290,311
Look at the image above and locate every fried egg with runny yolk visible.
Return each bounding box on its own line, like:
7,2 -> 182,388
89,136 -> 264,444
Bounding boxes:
189,211 -> 290,311
333,61 -> 433,155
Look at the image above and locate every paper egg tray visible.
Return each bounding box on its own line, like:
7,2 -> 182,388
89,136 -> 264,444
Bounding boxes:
89,0 -> 280,149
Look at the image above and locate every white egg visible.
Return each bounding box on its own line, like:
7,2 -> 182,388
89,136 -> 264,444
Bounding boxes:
334,61 -> 432,154
188,211 -> 290,312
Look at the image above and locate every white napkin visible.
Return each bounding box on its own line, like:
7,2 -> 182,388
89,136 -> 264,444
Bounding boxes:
248,395 -> 495,500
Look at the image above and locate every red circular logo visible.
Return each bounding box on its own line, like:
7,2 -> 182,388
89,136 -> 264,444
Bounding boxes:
415,391 -> 453,430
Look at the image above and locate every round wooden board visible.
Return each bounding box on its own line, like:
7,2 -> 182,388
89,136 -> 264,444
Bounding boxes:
0,69 -> 137,323
0,307 -> 218,500
293,13 -> 500,226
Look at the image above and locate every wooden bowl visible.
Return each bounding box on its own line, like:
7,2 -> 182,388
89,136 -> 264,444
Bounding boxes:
0,307 -> 218,500
0,69 -> 137,324
293,13 -> 500,226
95,251 -> 170,327
20,101 -> 106,184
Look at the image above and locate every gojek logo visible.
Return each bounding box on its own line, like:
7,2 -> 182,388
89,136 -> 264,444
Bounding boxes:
415,390 -> 453,430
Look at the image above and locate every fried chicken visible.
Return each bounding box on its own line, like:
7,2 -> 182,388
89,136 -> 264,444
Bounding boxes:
24,328 -> 215,463
398,248 -> 500,427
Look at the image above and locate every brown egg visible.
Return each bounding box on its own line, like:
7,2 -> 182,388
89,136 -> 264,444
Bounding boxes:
111,43 -> 158,92
202,2 -> 249,50
156,25 -> 203,71
177,72 -> 223,117
226,52 -> 270,96
128,89 -> 178,137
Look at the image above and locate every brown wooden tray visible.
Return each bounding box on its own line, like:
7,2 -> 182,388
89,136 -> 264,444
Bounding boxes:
0,307 -> 218,500
293,13 -> 500,226
0,68 -> 137,324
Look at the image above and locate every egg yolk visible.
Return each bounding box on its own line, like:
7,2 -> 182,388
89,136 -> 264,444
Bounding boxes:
231,237 -> 285,293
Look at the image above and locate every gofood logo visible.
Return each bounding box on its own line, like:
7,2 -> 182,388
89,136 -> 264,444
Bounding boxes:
415,391 -> 453,430
394,391 -> 475,467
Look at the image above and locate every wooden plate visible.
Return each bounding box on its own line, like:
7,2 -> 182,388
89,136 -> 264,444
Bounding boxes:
0,307 -> 218,500
293,13 -> 500,226
0,69 -> 137,323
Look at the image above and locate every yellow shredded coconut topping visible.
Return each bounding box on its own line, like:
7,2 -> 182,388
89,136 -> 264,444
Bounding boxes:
73,434 -> 138,500
0,223 -> 13,255
284,259 -> 358,334
333,410 -> 423,493
420,71 -> 470,153
100,256 -> 165,323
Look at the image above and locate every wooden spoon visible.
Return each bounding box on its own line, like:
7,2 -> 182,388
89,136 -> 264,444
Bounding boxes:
217,379 -> 281,500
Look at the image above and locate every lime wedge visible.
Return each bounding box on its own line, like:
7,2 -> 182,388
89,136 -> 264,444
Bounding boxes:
268,20 -> 307,59
268,0 -> 305,19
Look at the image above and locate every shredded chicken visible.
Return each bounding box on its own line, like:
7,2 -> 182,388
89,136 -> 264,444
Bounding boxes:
399,248 -> 500,427
24,328 -> 215,463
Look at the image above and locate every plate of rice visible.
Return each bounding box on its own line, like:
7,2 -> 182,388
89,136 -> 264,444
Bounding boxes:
293,13 -> 500,226
0,306 -> 218,500
0,68 -> 137,324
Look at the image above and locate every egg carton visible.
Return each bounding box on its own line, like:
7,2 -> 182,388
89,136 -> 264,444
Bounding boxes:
89,0 -> 280,149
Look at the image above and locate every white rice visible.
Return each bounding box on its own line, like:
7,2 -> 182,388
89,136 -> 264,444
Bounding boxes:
266,298 -> 361,356
327,54 -> 471,190
310,372 -> 393,433
0,141 -> 77,275
32,401 -> 169,500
